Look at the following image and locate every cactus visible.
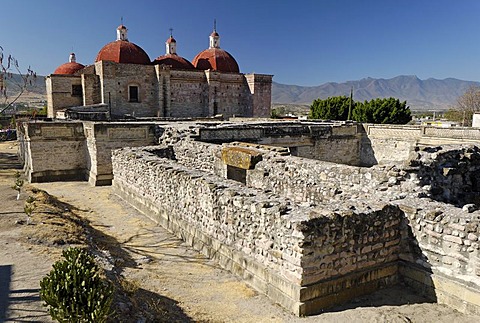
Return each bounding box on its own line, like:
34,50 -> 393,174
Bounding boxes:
40,247 -> 114,322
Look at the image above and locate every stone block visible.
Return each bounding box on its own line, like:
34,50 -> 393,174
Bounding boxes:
221,146 -> 263,170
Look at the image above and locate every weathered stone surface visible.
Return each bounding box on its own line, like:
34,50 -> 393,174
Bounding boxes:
221,146 -> 262,170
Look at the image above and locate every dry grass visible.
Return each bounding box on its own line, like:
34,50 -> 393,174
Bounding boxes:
14,186 -> 191,322
20,186 -> 87,248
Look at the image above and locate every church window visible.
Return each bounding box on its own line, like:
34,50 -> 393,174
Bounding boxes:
129,86 -> 139,102
72,85 -> 82,97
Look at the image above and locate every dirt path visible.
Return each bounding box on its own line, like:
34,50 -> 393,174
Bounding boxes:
0,142 -> 54,322
2,141 -> 480,322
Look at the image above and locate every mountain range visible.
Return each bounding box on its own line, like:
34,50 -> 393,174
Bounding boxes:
272,75 -> 480,111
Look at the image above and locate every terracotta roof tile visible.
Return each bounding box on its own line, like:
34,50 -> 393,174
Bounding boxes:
95,40 -> 151,65
193,48 -> 239,73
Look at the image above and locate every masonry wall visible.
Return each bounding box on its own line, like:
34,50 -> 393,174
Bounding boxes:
97,61 -> 158,118
245,73 -> 273,118
20,122 -> 87,182
112,146 -> 408,316
361,124 -> 480,166
146,137 -> 480,315
397,198 -> 480,315
167,69 -> 207,118
196,123 -> 362,166
46,75 -> 84,118
83,122 -> 157,185
18,121 -> 156,185
82,72 -> 101,106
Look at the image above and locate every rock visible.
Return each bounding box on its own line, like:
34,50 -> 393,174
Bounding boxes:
136,255 -> 153,264
462,204 -> 477,213
387,177 -> 398,186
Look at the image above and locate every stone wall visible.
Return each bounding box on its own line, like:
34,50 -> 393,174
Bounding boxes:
245,73 -> 273,118
97,61 -> 159,118
111,138 -> 480,316
397,198 -> 480,315
19,121 -> 87,182
168,70 -> 208,117
17,120 -> 480,315
361,124 -> 480,166
82,72 -> 101,106
195,122 -> 362,166
111,146 -> 406,316
83,122 -> 157,185
408,145 -> 480,205
46,75 -> 84,118
18,121 -> 156,185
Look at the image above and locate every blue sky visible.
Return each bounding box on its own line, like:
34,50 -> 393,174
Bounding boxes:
2,0 -> 480,86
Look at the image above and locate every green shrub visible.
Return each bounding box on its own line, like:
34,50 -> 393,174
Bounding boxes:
40,247 -> 114,322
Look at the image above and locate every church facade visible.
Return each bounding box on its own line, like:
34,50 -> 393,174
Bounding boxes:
46,25 -> 272,119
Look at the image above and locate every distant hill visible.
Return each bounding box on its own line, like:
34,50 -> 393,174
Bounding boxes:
2,73 -> 45,94
272,75 -> 480,111
2,73 -> 46,106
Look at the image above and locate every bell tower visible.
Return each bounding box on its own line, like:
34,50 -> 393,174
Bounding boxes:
209,19 -> 220,49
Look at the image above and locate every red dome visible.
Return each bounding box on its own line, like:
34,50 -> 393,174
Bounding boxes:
53,62 -> 85,75
95,40 -> 151,65
166,36 -> 176,44
153,54 -> 194,70
192,48 -> 239,73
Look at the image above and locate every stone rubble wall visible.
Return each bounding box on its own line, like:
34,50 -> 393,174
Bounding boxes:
408,145 -> 480,206
131,137 -> 480,315
16,120 -> 480,315
362,124 -> 480,166
112,145 -> 406,315
396,197 -> 480,314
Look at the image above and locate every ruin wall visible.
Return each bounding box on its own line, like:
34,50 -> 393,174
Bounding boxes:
82,122 -> 157,185
112,146 -> 406,315
19,122 -> 87,182
18,121 -> 156,185
397,198 -> 480,315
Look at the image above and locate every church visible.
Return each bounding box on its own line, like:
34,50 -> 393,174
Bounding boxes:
46,24 -> 273,119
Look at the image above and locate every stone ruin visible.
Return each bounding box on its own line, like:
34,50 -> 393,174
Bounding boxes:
17,120 -> 480,315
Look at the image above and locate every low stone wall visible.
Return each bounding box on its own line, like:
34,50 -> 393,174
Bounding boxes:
19,121 -> 87,182
362,124 -> 480,166
18,121 -> 156,185
112,146 -> 407,316
84,122 -> 156,185
112,141 -> 480,316
397,198 -> 480,315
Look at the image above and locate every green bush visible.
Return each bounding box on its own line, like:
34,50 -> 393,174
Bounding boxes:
40,247 -> 114,322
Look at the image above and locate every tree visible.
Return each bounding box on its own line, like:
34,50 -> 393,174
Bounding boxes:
443,108 -> 465,124
446,85 -> 480,126
310,96 -> 411,124
309,96 -> 353,120
0,46 -> 36,114
357,97 -> 411,124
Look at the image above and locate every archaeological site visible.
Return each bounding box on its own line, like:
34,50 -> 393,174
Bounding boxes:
9,18 -> 480,317
16,119 -> 480,316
